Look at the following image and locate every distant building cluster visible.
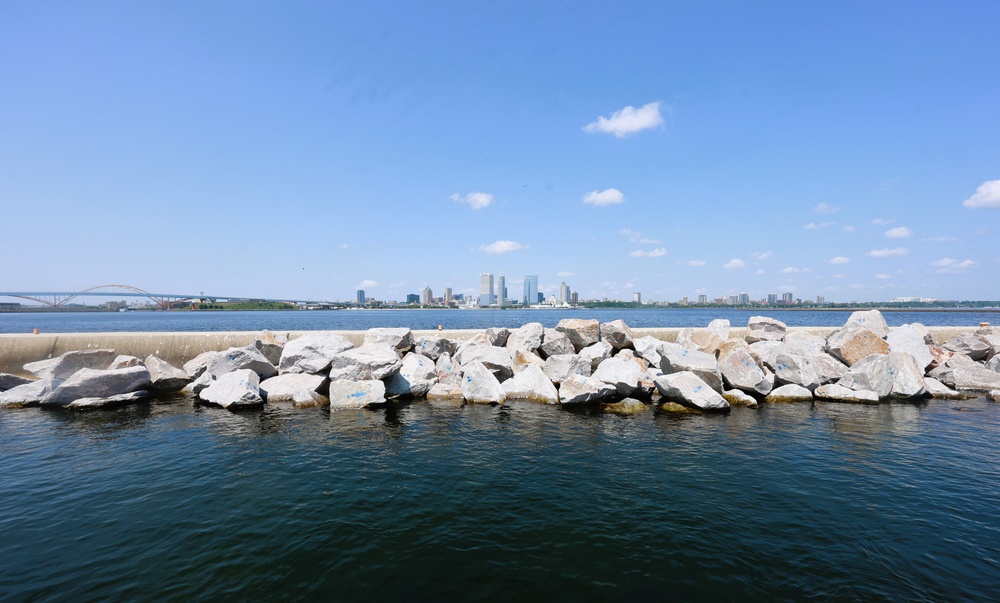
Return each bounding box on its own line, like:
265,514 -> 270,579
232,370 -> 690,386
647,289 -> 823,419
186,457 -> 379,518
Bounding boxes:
354,272 -> 578,308
667,291 -> 830,307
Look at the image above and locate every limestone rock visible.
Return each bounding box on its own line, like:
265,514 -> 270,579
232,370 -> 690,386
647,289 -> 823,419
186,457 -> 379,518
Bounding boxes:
41,366 -> 152,406
555,318 -> 601,352
435,352 -> 462,385
66,390 -> 150,410
784,332 -> 827,357
414,336 -> 455,361
455,333 -> 490,362
0,378 -> 55,407
826,326 -> 890,366
886,324 -> 934,371
814,384 -> 879,404
458,345 -> 513,382
929,355 -> 1000,391
539,328 -> 576,359
385,353 -> 438,398
765,384 -> 813,403
723,389 -> 758,408
558,374 -> 617,405
746,316 -> 787,343
986,355 -> 1000,373
254,330 -> 287,366
24,349 -> 117,381
928,345 -> 955,369
328,344 -> 402,381
142,355 -> 191,392
837,352 -> 926,399
707,319 -> 731,341
654,371 -> 729,412
0,373 -> 32,392
772,353 -> 821,391
748,340 -> 785,371
658,342 -> 723,392
810,353 -> 849,384
188,370 -> 215,395
923,377 -> 972,400
979,334 -> 1000,360
460,361 -> 506,404
183,351 -> 220,379
108,355 -> 144,370
633,336 -> 664,367
485,327 -> 510,347
198,369 -> 263,409
600,320 -> 634,350
506,322 -> 544,354
592,356 -> 646,397
578,341 -> 613,372
328,379 -> 386,409
426,382 -> 465,403
511,348 -> 546,374
542,354 -> 591,385
279,332 -> 354,374
208,346 -> 277,380
363,328 -> 413,353
942,334 -> 991,361
501,364 -> 559,404
601,398 -> 648,415
676,329 -> 723,355
718,346 -> 772,395
260,373 -> 326,404
845,309 -> 890,338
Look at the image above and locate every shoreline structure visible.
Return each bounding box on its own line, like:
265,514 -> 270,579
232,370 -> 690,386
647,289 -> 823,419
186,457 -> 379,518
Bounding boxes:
1,311 -> 998,410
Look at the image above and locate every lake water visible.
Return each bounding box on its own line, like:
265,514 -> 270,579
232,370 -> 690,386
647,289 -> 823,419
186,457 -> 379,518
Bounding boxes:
1,307 -> 998,333
2,397 -> 999,601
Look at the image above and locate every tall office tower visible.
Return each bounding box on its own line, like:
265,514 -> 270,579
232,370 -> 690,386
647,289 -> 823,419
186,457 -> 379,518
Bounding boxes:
767,293 -> 778,305
479,273 -> 495,306
571,292 -> 578,304
560,282 -> 569,304
698,294 -> 708,304
633,292 -> 641,304
681,296 -> 689,305
356,290 -> 365,306
406,293 -> 420,304
782,292 -> 793,304
816,295 -> 825,304
523,275 -> 538,306
497,275 -> 506,307
422,286 -> 433,305
537,292 -> 544,304
728,295 -> 738,305
739,291 -> 749,305
444,288 -> 453,305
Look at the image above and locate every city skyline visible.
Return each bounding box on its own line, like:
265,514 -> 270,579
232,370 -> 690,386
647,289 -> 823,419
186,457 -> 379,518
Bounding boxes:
1,3 -> 997,302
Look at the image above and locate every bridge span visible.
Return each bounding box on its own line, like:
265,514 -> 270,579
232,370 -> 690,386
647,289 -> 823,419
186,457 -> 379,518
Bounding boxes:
0,285 -> 322,309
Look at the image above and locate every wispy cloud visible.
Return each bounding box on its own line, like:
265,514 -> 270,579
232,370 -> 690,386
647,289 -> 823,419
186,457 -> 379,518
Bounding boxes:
962,180 -> 1000,209
751,250 -> 772,260
687,260 -> 707,266
724,258 -> 746,269
867,247 -> 910,258
358,279 -> 378,288
872,217 -> 896,225
557,271 -> 575,277
932,258 -> 977,273
629,248 -> 667,258
923,235 -> 959,242
805,221 -> 835,230
829,256 -> 850,264
814,203 -> 842,214
582,188 -> 625,206
884,226 -> 913,239
781,267 -> 811,274
874,274 -> 891,280
450,191 -> 495,210
479,240 -> 528,254
583,101 -> 664,138
618,228 -> 660,244
842,225 -> 856,233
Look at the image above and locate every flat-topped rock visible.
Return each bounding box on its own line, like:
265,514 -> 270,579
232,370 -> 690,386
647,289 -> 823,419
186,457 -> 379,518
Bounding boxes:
814,383 -> 879,403
845,309 -> 890,338
765,384 -> 813,403
363,328 -> 413,353
502,365 -> 559,404
25,349 -> 118,381
658,342 -> 723,392
41,366 -> 152,406
66,390 -> 149,410
260,373 -> 327,404
592,356 -> 646,397
558,374 -> 617,405
198,369 -> 263,409
328,344 -> 402,381
328,379 -> 386,409
654,371 -> 729,412
207,346 -> 277,380
746,316 -> 787,343
279,332 -> 354,374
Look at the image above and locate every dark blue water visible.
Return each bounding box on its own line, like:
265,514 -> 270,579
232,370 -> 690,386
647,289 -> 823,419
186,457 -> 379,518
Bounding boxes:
2,307 -> 998,333
2,397 -> 999,601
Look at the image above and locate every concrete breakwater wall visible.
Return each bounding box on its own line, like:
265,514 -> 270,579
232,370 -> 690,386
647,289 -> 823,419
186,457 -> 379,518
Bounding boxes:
0,326 -> 981,378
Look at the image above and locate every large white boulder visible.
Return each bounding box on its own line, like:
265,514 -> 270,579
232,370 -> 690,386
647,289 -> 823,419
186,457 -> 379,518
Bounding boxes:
328,379 -> 385,409
144,355 -> 191,392
592,356 -> 646,397
460,361 -> 506,404
577,341 -> 612,371
279,332 -> 354,374
183,351 -> 220,379
555,318 -> 601,352
458,345 -> 513,382
260,373 -> 327,404
718,346 -> 772,395
845,309 -> 890,338
657,342 -> 723,392
600,320 -> 634,350
772,353 -> 821,391
745,316 -> 787,343
542,354 -> 591,385
506,323 -> 544,354
826,326 -> 890,366
385,353 -> 438,398
198,369 -> 263,409
511,349 -> 546,374
0,378 -> 56,408
539,328 -> 576,358
928,355 -> 1000,391
254,330 -> 287,366
501,365 -> 559,404
66,391 -> 149,410
814,383 -> 879,404
328,344 -> 402,381
886,324 -> 934,371
414,336 -> 455,361
24,349 -> 117,381
707,319 -> 731,340
435,352 -> 462,385
654,371 -> 729,412
485,327 -> 510,347
558,374 -> 617,405
40,366 -> 152,406
633,336 -> 664,367
426,382 -> 465,404
722,389 -> 759,408
676,328 -> 723,355
942,334 -> 991,361
207,346 -> 277,380
837,352 -> 926,399
765,384 -> 813,403
363,328 -> 413,353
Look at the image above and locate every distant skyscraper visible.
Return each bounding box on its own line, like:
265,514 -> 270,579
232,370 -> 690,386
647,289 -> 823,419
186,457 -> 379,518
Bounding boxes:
523,275 -> 538,306
571,291 -> 578,304
537,292 -> 544,304
698,294 -> 708,304
356,290 -> 365,306
560,282 -> 569,304
406,293 -> 419,304
497,275 -> 506,307
479,273 -> 495,306
767,293 -> 778,305
444,288 -> 453,305
782,292 -> 793,303
633,292 -> 641,304
422,286 -> 433,305
816,295 -> 825,304
739,292 -> 749,305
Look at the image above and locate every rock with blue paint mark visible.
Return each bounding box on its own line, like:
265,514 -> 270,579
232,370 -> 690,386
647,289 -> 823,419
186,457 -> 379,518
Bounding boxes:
718,345 -> 772,395
745,316 -> 787,344
600,320 -> 635,350
772,353 -> 821,391
837,352 -> 926,399
363,328 -> 414,354
260,373 -> 327,404
555,318 -> 601,353
764,384 -> 813,403
845,309 -> 890,338
385,352 -> 438,398
658,342 -> 723,392
542,353 -> 591,385
633,336 -> 664,367
502,364 -> 559,404
460,361 -> 506,404
942,333 -> 991,361
458,345 -> 514,382
414,336 -> 455,361
558,374 -> 617,405
183,351 -> 221,379
653,371 -> 729,412
328,344 -> 402,381
198,369 -> 263,409
278,332 -> 354,374
539,328 -> 576,359
207,345 -> 277,380
328,378 -> 386,409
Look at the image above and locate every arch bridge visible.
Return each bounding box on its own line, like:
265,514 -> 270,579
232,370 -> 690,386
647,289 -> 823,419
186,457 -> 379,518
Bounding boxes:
1,285 -> 198,309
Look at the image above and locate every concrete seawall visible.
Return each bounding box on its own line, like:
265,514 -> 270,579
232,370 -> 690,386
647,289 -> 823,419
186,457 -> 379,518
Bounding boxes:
0,326 -> 982,377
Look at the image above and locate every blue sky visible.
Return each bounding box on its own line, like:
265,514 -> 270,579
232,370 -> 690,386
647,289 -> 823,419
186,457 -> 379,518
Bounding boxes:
2,1 -> 998,303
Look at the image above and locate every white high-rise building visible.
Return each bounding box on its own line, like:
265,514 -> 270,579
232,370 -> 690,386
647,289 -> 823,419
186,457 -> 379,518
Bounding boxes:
497,275 -> 506,307
523,275 -> 538,306
444,287 -> 453,305
559,282 -> 570,304
633,292 -> 641,304
479,273 -> 495,306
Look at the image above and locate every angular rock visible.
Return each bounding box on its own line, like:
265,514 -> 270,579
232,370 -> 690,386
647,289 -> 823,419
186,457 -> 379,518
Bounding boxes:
0,373 -> 32,392
718,346 -> 772,395
723,389 -> 759,408
838,352 -> 926,399
746,316 -> 787,343
501,364 -> 559,404
207,346 -> 277,380
254,330 -> 287,366
460,361 -> 506,404
748,340 -> 784,371
539,328 -> 576,359
426,382 -> 465,403
772,353 -> 821,391
183,351 -> 220,379
24,349 -> 117,381
279,332 -> 354,374
414,336 -> 455,361
558,374 -> 617,405
765,384 -> 813,403
942,333 -> 991,361
845,309 -> 890,338
363,327 -> 413,353
986,355 -> 1000,373
454,333 -> 490,362
41,366 -> 152,406
658,342 -> 723,392
555,318 -> 601,353
592,356 -> 646,397
385,353 -> 438,398
188,370 -> 215,395
928,345 -> 955,369
0,378 -> 55,407
784,332 -> 827,357
108,355 -> 144,370
66,390 -> 150,410
929,355 -> 1000,391
485,327 -> 510,347
458,345 -> 513,382
979,334 -> 1000,360
676,329 -> 723,355
810,353 -> 849,384
144,355 -> 191,392
826,326 -> 890,367
435,352 -> 462,385
506,323 -> 544,354
328,378 -> 386,409
923,377 -> 972,400
707,319 -> 731,341
542,354 -> 592,384
654,371 -> 729,412
511,348 -> 546,374
600,320 -> 634,350
328,344 -> 402,381
578,341 -> 613,372
814,383 -> 879,403
886,324 -> 935,372
260,373 -> 327,404
633,336 -> 664,367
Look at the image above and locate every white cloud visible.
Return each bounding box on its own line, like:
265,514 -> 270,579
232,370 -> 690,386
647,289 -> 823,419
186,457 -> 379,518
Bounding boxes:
358,279 -> 378,288
687,260 -> 707,266
930,257 -> 956,267
756,269 -> 765,275
884,226 -> 913,239
557,271 -> 575,277
962,180 -> 1000,209
932,258 -> 977,274
924,236 -> 959,242
831,274 -> 845,279
805,221 -> 835,230
583,188 -> 625,206
583,101 -> 664,138
814,203 -> 842,214
867,247 -> 910,258
842,225 -> 856,233
450,191 -> 495,210
479,240 -> 528,254
723,258 -> 746,269
629,248 -> 668,258
751,250 -> 772,260
829,256 -> 850,264
619,228 -> 660,244
340,243 -> 349,249
781,267 -> 811,274
872,217 -> 895,225
874,274 -> 891,280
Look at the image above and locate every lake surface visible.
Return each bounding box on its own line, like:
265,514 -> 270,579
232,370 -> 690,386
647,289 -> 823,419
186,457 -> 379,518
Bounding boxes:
2,396 -> 999,601
2,307 -> 999,333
